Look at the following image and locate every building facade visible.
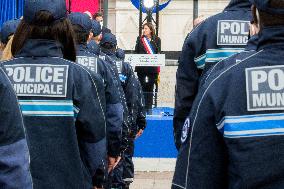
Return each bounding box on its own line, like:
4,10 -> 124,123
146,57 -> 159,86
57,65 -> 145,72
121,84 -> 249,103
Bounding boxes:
107,0 -> 229,51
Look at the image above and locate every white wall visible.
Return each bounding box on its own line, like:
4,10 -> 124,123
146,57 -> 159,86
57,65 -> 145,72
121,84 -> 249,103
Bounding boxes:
107,0 -> 229,51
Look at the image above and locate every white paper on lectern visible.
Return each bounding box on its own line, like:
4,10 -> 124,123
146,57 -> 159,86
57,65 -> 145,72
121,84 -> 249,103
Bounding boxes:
125,54 -> 166,67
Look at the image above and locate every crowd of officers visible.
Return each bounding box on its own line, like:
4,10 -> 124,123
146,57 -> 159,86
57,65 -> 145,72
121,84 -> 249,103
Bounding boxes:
173,0 -> 284,188
0,0 -> 146,189
3,0 -> 284,188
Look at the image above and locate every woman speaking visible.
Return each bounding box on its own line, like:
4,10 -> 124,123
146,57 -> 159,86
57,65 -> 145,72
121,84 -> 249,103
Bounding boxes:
135,22 -> 161,114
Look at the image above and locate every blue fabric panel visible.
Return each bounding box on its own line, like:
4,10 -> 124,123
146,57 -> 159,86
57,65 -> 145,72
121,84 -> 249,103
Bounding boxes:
0,139 -> 32,188
19,100 -> 74,117
80,137 -> 107,177
17,0 -> 24,18
219,113 -> 284,138
134,116 -> 178,158
0,0 -> 24,28
106,103 -> 123,132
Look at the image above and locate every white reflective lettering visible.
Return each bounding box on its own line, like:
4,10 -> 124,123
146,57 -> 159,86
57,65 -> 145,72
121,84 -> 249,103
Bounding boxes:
268,69 -> 284,91
230,22 -> 240,34
253,93 -> 266,107
221,22 -> 230,33
53,68 -> 64,83
251,70 -> 267,91
13,67 -> 25,82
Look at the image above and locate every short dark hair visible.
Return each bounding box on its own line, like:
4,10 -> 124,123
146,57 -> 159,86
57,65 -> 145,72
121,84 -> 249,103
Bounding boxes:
93,12 -> 103,19
72,24 -> 89,45
100,42 -> 115,51
12,11 -> 76,61
254,0 -> 284,28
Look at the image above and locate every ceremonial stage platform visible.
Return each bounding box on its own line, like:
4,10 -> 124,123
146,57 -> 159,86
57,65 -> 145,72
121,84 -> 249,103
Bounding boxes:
132,107 -> 176,189
134,107 -> 177,172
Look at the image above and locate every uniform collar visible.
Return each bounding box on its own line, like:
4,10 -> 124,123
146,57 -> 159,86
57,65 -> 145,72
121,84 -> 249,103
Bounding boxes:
101,47 -> 116,57
15,39 -> 64,58
224,0 -> 251,11
77,44 -> 99,58
76,44 -> 88,52
257,26 -> 284,51
245,34 -> 258,51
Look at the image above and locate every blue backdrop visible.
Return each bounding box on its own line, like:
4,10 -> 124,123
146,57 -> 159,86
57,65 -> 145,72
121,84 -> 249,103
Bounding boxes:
0,0 -> 24,28
135,116 -> 177,158
135,108 -> 177,158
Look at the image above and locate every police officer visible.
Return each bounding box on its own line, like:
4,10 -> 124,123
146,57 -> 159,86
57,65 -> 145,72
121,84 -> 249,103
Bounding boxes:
0,66 -> 32,188
100,34 -> 138,139
172,0 -> 284,188
68,12 -> 124,188
0,19 -> 20,47
174,0 -> 252,149
116,48 -> 125,61
90,19 -> 103,44
100,33 -> 138,189
116,48 -> 146,188
122,79 -> 147,189
201,21 -> 259,87
0,19 -> 20,60
98,34 -> 132,165
87,40 -> 101,56
116,48 -> 146,137
87,40 -> 131,161
93,12 -> 112,35
88,32 -> 133,188
2,0 -> 106,188
134,80 -> 147,138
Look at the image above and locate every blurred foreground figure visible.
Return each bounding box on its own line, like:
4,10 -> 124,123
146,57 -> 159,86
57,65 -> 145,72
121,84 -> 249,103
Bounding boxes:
0,63 -> 32,189
174,0 -> 252,150
173,0 -> 284,188
2,0 -> 107,188
0,19 -> 20,61
69,12 -> 124,189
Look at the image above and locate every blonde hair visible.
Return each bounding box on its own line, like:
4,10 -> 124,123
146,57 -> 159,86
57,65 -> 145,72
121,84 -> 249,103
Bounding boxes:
1,35 -> 14,61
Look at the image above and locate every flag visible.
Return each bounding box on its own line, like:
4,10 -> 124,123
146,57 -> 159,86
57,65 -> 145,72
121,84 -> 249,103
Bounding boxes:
66,0 -> 100,15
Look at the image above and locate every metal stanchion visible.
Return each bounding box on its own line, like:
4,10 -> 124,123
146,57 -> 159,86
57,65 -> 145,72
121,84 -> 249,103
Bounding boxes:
103,0 -> 108,28
193,0 -> 199,21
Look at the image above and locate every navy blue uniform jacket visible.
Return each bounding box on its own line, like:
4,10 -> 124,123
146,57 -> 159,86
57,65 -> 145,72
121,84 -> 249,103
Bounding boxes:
174,0 -> 252,149
101,49 -> 138,137
172,26 -> 284,189
76,44 -> 123,157
99,50 -> 131,152
2,39 -> 106,189
0,66 -> 32,188
134,78 -> 146,131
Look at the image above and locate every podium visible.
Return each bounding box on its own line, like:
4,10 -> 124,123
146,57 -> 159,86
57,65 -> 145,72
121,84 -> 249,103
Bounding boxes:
125,54 -> 166,67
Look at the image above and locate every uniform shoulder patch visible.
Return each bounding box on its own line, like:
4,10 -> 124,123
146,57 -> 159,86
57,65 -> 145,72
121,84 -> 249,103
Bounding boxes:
246,65 -> 284,111
116,61 -> 123,74
217,20 -> 250,46
4,64 -> 69,97
77,56 -> 98,74
181,118 -> 191,143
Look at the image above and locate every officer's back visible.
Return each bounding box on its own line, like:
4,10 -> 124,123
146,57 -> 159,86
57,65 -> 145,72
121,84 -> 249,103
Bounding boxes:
1,1 -> 106,188
174,0 -> 252,149
172,0 -> 284,188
